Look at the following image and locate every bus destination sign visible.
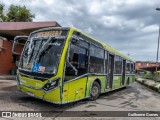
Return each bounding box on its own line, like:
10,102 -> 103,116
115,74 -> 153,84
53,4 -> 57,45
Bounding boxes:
33,30 -> 62,37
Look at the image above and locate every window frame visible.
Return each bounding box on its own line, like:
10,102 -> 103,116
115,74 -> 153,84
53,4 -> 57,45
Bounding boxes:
105,50 -> 108,74
89,44 -> 105,74
126,60 -> 131,74
65,40 -> 89,76
114,55 -> 123,75
64,34 -> 90,82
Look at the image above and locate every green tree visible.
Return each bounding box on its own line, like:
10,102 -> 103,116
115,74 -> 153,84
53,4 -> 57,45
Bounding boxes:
0,4 -> 7,21
7,5 -> 35,22
0,4 -> 35,22
0,4 -> 3,15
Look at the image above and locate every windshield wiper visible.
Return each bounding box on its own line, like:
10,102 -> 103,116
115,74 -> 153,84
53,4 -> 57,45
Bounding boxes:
26,38 -> 34,65
35,36 -> 53,63
35,36 -> 66,62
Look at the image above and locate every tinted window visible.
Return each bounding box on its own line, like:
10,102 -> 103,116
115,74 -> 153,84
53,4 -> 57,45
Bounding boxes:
131,62 -> 135,74
73,31 -> 103,48
114,56 -> 122,74
73,39 -> 89,49
65,43 -> 88,79
89,45 -> 104,74
126,60 -> 131,74
105,51 -> 108,74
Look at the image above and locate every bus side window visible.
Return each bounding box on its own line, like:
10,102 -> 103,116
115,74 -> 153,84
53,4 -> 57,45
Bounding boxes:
133,63 -> 136,74
126,61 -> 131,74
114,56 -> 122,74
89,45 -> 104,74
105,51 -> 108,74
131,62 -> 134,74
65,43 -> 88,81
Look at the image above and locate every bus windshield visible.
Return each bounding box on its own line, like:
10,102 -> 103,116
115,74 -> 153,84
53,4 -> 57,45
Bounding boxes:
19,30 -> 68,75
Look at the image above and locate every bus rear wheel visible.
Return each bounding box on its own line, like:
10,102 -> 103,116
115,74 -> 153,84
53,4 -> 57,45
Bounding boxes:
89,81 -> 100,101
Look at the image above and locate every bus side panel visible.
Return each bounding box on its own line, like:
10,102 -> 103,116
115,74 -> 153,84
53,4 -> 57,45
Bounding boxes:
112,75 -> 121,89
43,87 -> 61,103
130,75 -> 135,83
62,83 -> 69,102
125,75 -> 130,85
62,77 -> 87,103
86,76 -> 106,97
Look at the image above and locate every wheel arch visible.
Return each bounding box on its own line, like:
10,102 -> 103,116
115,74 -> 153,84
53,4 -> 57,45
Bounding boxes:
90,78 -> 101,95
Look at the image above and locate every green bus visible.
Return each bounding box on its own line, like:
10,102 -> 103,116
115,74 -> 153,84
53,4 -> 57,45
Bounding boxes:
12,27 -> 135,104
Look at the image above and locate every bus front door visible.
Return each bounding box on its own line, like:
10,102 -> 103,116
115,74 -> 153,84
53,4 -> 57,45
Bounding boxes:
122,59 -> 126,85
107,54 -> 114,89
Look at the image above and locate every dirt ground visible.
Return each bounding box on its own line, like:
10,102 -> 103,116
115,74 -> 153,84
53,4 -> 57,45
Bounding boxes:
0,80 -> 160,120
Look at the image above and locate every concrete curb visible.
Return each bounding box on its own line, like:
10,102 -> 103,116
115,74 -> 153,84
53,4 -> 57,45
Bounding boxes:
0,75 -> 16,80
136,78 -> 160,92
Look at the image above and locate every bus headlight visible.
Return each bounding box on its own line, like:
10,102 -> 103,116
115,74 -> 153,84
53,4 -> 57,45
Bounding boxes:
42,78 -> 60,91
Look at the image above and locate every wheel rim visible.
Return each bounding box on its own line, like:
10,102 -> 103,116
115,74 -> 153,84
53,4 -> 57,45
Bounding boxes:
91,86 -> 99,96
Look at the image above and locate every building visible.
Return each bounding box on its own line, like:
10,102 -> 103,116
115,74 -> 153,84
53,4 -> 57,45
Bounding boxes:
136,61 -> 160,73
136,61 -> 159,70
0,22 -> 61,75
0,39 -> 23,74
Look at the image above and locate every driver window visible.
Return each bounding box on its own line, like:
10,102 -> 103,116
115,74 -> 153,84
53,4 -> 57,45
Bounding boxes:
65,43 -> 88,81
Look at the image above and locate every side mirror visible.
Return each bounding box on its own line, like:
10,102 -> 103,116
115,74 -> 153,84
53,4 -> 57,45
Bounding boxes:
12,36 -> 28,55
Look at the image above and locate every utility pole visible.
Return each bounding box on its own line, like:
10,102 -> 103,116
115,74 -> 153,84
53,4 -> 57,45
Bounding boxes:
155,8 -> 160,82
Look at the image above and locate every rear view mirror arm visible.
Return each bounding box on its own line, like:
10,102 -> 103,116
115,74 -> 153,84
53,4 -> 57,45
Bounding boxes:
12,36 -> 28,55
67,60 -> 78,75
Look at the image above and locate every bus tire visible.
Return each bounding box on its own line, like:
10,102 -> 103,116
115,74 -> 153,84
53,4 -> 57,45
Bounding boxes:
89,81 -> 100,101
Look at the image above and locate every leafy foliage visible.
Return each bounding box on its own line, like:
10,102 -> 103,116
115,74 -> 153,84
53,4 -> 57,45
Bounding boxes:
0,4 -> 3,14
0,4 -> 7,21
0,4 -> 35,22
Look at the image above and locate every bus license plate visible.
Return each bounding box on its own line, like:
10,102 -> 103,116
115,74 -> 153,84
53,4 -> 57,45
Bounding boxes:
27,92 -> 34,97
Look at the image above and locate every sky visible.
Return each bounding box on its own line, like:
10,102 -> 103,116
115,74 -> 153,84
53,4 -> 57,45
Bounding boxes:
1,0 -> 160,61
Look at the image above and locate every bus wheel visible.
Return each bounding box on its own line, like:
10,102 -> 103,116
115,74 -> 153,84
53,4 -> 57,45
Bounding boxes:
89,81 -> 100,101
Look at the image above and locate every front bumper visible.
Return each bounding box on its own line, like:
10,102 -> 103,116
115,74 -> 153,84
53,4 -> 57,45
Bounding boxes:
17,84 -> 61,104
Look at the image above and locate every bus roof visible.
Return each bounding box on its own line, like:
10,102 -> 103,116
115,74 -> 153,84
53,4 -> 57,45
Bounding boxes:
30,27 -> 70,34
31,27 -> 135,62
